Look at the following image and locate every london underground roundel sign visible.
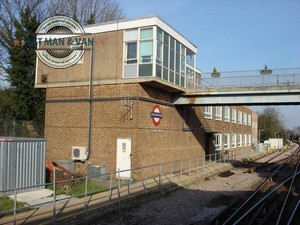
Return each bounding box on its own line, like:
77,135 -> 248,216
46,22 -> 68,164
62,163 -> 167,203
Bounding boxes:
150,105 -> 163,126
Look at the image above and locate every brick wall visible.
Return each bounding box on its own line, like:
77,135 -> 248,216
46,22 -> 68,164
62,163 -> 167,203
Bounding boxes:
45,83 -> 257,176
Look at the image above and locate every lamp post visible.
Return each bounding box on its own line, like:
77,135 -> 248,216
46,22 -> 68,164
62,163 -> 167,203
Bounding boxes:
259,130 -> 264,143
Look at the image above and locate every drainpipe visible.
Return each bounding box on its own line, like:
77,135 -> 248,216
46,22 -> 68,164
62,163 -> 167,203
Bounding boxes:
87,45 -> 93,160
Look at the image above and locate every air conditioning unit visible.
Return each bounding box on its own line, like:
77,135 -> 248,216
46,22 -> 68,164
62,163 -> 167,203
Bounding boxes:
72,146 -> 88,161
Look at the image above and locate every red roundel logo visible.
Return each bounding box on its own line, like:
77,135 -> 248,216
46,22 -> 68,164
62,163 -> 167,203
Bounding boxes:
150,105 -> 163,126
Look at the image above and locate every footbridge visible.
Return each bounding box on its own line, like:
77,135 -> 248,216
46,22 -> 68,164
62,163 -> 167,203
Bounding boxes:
174,68 -> 300,105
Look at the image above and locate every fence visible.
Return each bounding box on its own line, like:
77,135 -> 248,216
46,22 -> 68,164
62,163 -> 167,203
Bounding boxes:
187,68 -> 300,89
0,150 -> 255,224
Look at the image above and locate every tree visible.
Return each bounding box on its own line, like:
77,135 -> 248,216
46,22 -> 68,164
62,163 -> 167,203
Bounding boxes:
48,0 -> 124,25
0,0 -> 124,137
258,107 -> 287,142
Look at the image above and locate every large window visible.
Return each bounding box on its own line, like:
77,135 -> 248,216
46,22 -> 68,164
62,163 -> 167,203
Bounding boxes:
224,134 -> 230,149
126,42 -> 137,64
243,134 -> 247,146
204,106 -> 212,119
224,107 -> 230,122
248,114 -> 252,126
238,111 -> 242,124
214,134 -> 222,151
215,106 -> 222,121
139,28 -> 153,76
243,112 -> 247,125
232,108 -> 236,123
238,134 -> 242,147
248,134 -> 251,146
231,134 -> 236,148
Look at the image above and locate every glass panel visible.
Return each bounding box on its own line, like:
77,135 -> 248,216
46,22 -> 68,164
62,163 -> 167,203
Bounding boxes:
140,40 -> 153,63
181,55 -> 185,73
176,41 -> 180,53
163,44 -> 169,67
163,67 -> 168,80
181,76 -> 185,87
164,33 -> 169,46
170,49 -> 174,70
126,42 -> 137,64
181,45 -> 185,55
170,71 -> 174,83
156,64 -> 162,78
186,49 -> 195,66
140,28 -> 153,39
175,73 -> 180,85
157,27 -> 163,42
170,37 -> 175,49
125,29 -> 138,41
176,52 -> 180,73
124,64 -> 138,78
139,64 -> 153,76
157,41 -> 162,61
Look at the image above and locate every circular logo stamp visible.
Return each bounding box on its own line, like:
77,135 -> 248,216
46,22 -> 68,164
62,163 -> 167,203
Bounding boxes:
150,105 -> 163,126
36,16 -> 85,69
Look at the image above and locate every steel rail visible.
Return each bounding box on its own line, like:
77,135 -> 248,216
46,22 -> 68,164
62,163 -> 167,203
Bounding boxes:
275,155 -> 300,225
222,150 -> 297,225
287,199 -> 300,225
232,172 -> 300,225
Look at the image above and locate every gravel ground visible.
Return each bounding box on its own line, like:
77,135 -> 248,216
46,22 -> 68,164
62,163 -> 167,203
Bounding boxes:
94,167 -> 265,225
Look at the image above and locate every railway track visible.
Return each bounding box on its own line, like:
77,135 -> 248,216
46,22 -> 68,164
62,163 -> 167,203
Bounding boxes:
205,146 -> 300,225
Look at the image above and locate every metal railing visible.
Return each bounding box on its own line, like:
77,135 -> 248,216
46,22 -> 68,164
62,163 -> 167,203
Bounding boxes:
187,68 -> 300,89
0,150 -> 256,224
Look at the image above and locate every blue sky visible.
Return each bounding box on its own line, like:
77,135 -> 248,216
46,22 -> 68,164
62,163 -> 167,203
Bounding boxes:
121,0 -> 300,129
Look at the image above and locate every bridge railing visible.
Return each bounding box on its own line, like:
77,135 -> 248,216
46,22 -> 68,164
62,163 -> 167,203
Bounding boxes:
187,68 -> 300,89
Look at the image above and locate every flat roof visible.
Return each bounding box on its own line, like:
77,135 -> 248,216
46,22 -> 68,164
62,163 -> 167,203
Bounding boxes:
84,16 -> 197,53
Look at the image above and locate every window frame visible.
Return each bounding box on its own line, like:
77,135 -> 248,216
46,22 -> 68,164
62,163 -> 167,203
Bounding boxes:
238,111 -> 242,124
231,134 -> 236,148
224,106 -> 230,122
224,134 -> 230,150
214,133 -> 222,151
231,108 -> 236,123
215,106 -> 222,121
204,106 -> 212,119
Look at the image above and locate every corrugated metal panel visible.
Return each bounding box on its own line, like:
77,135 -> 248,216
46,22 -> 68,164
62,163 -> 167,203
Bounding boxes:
0,137 -> 46,193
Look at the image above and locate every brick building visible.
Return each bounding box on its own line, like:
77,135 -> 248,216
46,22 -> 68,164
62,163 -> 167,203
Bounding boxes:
35,16 -> 257,177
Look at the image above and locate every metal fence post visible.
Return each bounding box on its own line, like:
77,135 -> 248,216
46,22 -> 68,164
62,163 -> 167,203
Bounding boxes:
109,172 -> 113,202
117,169 -> 121,215
13,188 -> 17,225
84,176 -> 88,211
159,163 -> 163,195
53,166 -> 56,225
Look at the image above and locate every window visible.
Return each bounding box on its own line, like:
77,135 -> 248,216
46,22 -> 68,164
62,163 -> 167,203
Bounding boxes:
140,40 -> 153,63
238,134 -> 242,147
140,28 -> 153,39
243,112 -> 247,125
126,42 -> 137,64
243,134 -> 247,146
204,106 -> 212,119
215,106 -> 222,121
231,108 -> 236,123
214,134 -> 222,151
186,49 -> 195,66
248,134 -> 251,146
224,134 -> 230,149
238,111 -> 242,124
231,134 -> 236,148
224,107 -> 230,122
248,114 -> 252,126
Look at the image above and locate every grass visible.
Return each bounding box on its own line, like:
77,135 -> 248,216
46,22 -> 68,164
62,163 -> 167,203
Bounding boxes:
0,196 -> 25,214
48,179 -> 107,197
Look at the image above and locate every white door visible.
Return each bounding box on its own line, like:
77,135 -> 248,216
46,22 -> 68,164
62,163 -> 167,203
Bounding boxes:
116,138 -> 131,179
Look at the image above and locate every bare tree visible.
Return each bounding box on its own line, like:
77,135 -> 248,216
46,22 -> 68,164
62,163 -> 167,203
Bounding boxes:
48,0 -> 124,25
